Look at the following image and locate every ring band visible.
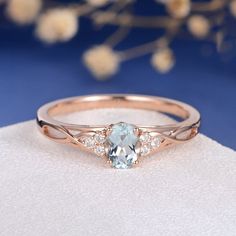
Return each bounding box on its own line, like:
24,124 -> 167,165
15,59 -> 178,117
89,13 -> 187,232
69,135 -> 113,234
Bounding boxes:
37,94 -> 200,169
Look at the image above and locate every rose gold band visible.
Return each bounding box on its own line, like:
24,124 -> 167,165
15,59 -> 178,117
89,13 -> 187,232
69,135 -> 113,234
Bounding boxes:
37,94 -> 200,167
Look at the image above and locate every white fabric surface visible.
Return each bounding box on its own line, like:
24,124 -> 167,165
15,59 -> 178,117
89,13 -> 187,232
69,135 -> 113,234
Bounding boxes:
0,109 -> 236,236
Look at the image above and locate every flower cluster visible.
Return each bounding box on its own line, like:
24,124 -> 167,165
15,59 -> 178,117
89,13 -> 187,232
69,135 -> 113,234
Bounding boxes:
7,0 -> 42,24
36,8 -> 78,43
83,45 -> 120,79
3,0 -> 236,80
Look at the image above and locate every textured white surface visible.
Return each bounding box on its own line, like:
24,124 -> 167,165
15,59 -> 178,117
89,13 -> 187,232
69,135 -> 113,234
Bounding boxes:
0,109 -> 236,236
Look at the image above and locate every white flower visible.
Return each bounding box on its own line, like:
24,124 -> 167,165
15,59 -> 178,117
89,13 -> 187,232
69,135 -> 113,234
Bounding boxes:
151,48 -> 175,73
166,0 -> 191,18
187,15 -> 210,39
230,0 -> 236,18
36,8 -> 78,43
83,45 -> 120,80
86,0 -> 109,7
6,0 -> 42,24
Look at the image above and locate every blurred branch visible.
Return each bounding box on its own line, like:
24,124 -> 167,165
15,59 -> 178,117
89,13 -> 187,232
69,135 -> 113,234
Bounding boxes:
3,0 -> 236,80
192,0 -> 229,12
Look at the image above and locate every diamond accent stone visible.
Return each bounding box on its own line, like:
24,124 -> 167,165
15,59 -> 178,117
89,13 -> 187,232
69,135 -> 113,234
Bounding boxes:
139,132 -> 161,156
81,130 -> 107,156
140,133 -> 151,143
95,145 -> 105,156
140,144 -> 151,155
94,133 -> 106,144
151,136 -> 161,148
108,122 -> 138,169
84,137 -> 95,148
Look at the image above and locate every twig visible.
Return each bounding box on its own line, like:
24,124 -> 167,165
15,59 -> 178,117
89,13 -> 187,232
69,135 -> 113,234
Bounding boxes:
118,37 -> 169,61
192,0 -> 229,12
104,26 -> 131,47
93,12 -> 178,28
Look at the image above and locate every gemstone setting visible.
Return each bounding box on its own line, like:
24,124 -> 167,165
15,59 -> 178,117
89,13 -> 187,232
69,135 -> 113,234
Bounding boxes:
80,131 -> 107,157
79,124 -> 163,168
108,122 -> 138,169
139,132 -> 161,156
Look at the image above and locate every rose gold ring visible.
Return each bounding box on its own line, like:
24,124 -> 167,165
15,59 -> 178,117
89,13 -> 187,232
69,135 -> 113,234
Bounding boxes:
37,94 -> 200,169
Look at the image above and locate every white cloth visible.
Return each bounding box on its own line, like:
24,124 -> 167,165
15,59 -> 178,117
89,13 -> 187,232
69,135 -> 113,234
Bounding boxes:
0,109 -> 236,236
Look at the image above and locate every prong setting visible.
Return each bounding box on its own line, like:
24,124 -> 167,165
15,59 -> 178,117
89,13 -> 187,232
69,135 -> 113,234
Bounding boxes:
78,123 -> 163,168
133,127 -> 140,136
79,130 -> 108,157
139,131 -> 162,156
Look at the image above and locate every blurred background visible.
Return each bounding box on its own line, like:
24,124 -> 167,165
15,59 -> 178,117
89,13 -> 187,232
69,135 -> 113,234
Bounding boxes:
0,0 -> 235,149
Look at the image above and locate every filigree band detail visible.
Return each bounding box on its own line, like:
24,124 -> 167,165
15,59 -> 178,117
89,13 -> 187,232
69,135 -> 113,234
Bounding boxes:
37,95 -> 200,168
38,118 -> 200,160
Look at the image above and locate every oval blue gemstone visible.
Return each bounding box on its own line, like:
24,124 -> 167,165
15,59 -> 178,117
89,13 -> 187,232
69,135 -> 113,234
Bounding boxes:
108,122 -> 138,169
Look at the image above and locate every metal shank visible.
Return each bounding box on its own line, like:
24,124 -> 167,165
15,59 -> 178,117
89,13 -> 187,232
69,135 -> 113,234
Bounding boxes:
37,94 -> 200,152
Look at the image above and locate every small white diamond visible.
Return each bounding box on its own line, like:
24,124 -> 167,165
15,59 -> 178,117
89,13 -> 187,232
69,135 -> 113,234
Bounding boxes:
140,145 -> 151,156
94,133 -> 106,144
151,136 -> 161,148
95,145 -> 105,156
139,133 -> 151,143
84,137 -> 95,148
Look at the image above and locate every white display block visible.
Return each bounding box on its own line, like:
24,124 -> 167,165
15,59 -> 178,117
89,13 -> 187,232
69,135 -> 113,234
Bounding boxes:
0,109 -> 236,236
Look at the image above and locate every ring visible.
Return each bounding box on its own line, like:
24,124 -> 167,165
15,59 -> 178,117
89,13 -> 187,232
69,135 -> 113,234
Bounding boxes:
37,94 -> 200,169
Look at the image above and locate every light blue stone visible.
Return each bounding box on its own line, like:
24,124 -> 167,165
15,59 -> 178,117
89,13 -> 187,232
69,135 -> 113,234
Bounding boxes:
108,122 -> 138,169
